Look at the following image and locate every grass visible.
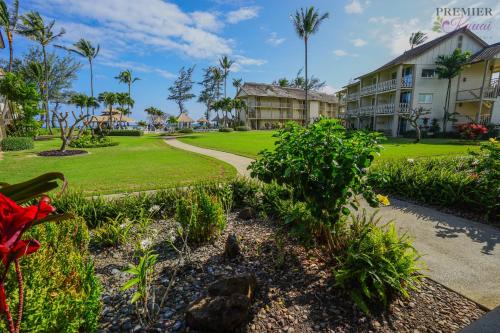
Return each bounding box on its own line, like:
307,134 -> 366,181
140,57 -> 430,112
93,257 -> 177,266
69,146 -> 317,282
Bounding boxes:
0,135 -> 236,195
178,131 -> 481,161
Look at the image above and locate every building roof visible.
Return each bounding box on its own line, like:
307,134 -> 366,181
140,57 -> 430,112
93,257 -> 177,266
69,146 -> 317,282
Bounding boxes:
92,114 -> 136,123
468,42 -> 500,63
177,112 -> 194,123
197,117 -> 209,123
356,27 -> 488,79
237,82 -> 337,103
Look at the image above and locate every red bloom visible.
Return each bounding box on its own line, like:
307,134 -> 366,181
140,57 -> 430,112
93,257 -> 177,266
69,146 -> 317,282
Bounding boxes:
0,194 -> 55,267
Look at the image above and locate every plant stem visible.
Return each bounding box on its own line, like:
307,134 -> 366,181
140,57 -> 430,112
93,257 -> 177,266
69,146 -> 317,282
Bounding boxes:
14,260 -> 23,333
0,284 -> 16,333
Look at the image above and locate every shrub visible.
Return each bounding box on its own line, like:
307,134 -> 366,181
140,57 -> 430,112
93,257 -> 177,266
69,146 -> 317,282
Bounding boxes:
219,127 -> 234,132
230,177 -> 261,209
250,120 -> 383,239
456,123 -> 488,140
333,211 -> 422,314
235,126 -> 250,131
178,128 -> 194,134
1,137 -> 34,151
92,215 -> 132,247
107,129 -> 143,136
69,135 -> 118,148
175,189 -> 226,244
0,217 -> 101,332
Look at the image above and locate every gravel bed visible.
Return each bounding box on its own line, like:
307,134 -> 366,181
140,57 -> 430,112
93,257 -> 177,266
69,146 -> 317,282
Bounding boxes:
93,212 -> 485,332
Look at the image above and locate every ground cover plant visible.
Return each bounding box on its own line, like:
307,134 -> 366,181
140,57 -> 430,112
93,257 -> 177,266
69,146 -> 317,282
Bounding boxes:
69,135 -> 118,148
0,136 -> 236,195
0,137 -> 34,151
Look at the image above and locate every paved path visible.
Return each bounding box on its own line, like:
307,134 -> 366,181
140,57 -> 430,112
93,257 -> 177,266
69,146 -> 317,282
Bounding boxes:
164,137 -> 500,309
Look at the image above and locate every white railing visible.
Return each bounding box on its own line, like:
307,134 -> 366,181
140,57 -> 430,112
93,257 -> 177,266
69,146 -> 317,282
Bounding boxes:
377,79 -> 397,92
346,108 -> 359,116
251,102 -> 292,108
457,83 -> 500,101
359,105 -> 375,116
484,85 -> 500,99
399,103 -> 411,113
401,76 -> 413,88
360,83 -> 377,96
376,103 -> 395,115
347,92 -> 359,101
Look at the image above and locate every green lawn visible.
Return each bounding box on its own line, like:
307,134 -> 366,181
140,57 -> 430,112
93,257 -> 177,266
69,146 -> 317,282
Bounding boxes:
0,136 -> 236,195
178,131 -> 481,161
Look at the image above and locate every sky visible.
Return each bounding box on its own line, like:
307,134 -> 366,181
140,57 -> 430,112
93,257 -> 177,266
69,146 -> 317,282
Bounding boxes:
4,0 -> 500,121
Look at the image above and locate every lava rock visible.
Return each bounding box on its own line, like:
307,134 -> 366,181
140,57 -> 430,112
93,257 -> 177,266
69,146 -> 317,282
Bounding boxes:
224,233 -> 241,259
238,207 -> 256,220
208,274 -> 256,300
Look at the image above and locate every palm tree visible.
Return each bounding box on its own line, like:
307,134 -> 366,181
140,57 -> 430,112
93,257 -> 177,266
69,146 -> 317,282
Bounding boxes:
98,92 -> 117,129
115,69 -> 140,114
435,49 -> 470,133
0,0 -> 19,72
212,97 -> 233,127
116,92 -> 134,128
56,39 -> 99,115
409,31 -> 428,49
291,7 -> 329,122
232,98 -> 246,124
219,56 -> 234,98
211,67 -> 223,101
85,96 -> 99,119
69,93 -> 88,116
19,11 -> 65,132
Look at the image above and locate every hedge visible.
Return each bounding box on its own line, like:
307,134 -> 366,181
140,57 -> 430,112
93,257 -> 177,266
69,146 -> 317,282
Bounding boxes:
1,137 -> 34,151
219,127 -> 234,132
235,126 -> 250,131
178,128 -> 194,134
107,129 -> 144,136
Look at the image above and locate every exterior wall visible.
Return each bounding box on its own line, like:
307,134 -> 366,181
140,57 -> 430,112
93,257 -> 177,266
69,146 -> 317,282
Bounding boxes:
309,101 -> 319,122
492,97 -> 500,123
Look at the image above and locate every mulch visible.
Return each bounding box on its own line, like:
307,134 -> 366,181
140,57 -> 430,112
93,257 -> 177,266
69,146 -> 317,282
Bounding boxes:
37,149 -> 88,157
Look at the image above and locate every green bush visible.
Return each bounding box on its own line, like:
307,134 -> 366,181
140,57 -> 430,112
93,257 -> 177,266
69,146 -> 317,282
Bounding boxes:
230,177 -> 261,209
250,120 -> 383,240
219,127 -> 234,132
369,140 -> 499,222
93,214 -> 132,247
1,137 -> 34,151
235,126 -> 250,131
69,135 -> 118,148
107,129 -> 143,136
175,188 -> 226,243
0,217 -> 101,332
333,211 -> 422,314
178,128 -> 194,134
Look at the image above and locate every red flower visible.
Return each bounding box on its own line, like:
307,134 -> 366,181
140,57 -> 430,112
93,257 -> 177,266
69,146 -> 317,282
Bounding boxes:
0,194 -> 55,267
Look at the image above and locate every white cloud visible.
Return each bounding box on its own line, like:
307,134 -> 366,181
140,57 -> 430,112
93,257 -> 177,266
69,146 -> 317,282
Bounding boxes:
98,59 -> 176,79
345,0 -> 364,14
232,55 -> 267,72
319,85 -> 338,95
191,11 -> 223,32
266,32 -> 285,46
333,49 -> 349,56
350,38 -> 367,47
226,6 -> 260,24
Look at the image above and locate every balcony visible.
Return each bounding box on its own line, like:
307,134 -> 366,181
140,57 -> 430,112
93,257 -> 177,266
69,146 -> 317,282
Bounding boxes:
377,79 -> 397,92
347,92 -> 359,101
247,110 -> 304,120
360,83 -> 378,96
401,76 -> 413,88
249,102 -> 292,108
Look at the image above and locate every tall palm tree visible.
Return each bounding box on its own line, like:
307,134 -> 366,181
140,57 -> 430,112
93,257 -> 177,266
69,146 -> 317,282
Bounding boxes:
85,96 -> 99,119
211,67 -> 223,101
56,39 -> 99,115
232,98 -> 246,124
219,56 -> 234,98
69,93 -> 88,116
19,11 -> 65,132
0,0 -> 19,72
115,92 -> 134,128
291,7 -> 329,122
115,69 -> 140,114
409,31 -> 428,49
98,92 -> 117,129
232,78 -> 242,94
435,49 -> 470,133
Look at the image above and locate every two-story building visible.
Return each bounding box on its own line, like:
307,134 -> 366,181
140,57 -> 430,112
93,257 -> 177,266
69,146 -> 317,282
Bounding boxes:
340,27 -> 499,137
236,82 -> 338,130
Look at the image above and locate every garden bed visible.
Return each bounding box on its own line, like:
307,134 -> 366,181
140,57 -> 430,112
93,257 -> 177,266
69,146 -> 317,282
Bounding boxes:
94,211 -> 484,332
38,149 -> 88,157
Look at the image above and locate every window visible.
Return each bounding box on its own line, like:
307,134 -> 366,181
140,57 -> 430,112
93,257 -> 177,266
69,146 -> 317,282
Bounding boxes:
418,93 -> 433,104
457,35 -> 463,49
421,69 -> 437,78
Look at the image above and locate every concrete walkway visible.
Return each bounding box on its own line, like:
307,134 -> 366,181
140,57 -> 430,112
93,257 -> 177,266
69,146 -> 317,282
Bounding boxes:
164,137 -> 500,309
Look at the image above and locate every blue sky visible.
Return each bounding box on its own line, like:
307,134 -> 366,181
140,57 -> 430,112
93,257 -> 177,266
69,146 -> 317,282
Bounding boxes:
6,0 -> 500,121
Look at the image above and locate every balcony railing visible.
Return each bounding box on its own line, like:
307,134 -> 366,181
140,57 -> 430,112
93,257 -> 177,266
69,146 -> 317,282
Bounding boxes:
377,79 -> 397,92
343,102 -> 411,116
360,83 -> 377,96
347,92 -> 359,101
248,102 -> 293,108
401,76 -> 413,88
247,111 -> 304,120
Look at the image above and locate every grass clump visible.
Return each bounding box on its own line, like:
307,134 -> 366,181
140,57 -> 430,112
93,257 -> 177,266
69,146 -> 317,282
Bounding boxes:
1,137 -> 34,151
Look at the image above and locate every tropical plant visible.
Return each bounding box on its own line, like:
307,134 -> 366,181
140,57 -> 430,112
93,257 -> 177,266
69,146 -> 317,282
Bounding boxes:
456,123 -> 488,140
290,7 -> 329,118
435,49 -> 471,133
334,211 -> 422,314
250,119 -> 382,247
400,107 -> 430,143
98,91 -> 117,128
219,56 -> 234,98
116,92 -> 134,128
93,215 -> 132,247
232,77 -> 242,92
211,97 -> 233,127
56,39 -> 99,115
198,66 -> 222,121
144,106 -> 165,129
19,11 -> 65,133
409,31 -> 428,49
115,69 -> 140,115
232,98 -> 246,123
168,66 -> 195,115
0,0 -> 20,72
273,69 -> 326,91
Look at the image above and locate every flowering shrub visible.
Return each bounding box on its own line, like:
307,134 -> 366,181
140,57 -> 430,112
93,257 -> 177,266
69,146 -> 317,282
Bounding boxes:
69,135 -> 118,148
456,123 -> 488,140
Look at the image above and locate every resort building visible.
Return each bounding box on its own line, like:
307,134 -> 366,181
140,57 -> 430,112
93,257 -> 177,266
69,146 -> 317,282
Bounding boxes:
236,82 -> 338,130
339,27 -> 500,136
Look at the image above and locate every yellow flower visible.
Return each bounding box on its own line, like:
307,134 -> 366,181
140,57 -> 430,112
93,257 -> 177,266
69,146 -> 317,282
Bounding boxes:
376,194 -> 390,206
489,138 -> 497,143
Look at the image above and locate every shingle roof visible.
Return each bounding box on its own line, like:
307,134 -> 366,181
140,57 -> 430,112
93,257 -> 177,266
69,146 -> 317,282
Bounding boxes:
468,42 -> 500,63
237,82 -> 337,103
356,27 -> 488,79
177,112 -> 194,123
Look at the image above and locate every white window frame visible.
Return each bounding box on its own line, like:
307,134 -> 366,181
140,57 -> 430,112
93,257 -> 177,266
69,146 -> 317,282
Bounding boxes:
421,69 -> 437,78
418,93 -> 433,104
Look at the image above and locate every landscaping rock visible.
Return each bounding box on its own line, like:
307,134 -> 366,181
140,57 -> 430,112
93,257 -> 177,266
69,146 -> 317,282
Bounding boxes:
223,233 -> 241,259
238,207 -> 256,220
208,274 -> 256,300
185,294 -> 251,332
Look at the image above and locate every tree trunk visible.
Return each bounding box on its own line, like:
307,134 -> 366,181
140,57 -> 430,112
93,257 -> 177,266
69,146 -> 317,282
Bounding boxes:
109,105 -> 113,129
7,31 -> 13,72
415,122 -> 421,143
42,46 -> 52,134
304,37 -> 309,124
90,59 -> 95,116
442,79 -> 451,134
